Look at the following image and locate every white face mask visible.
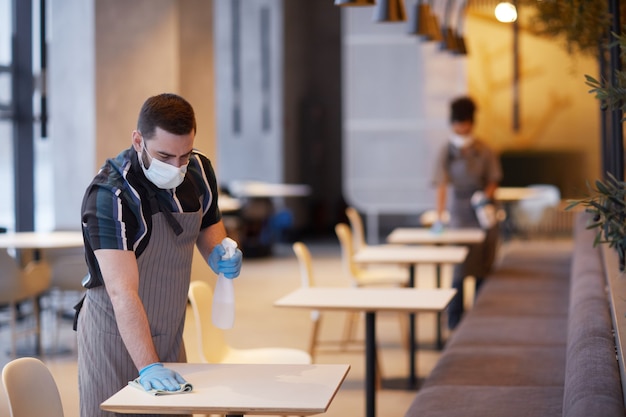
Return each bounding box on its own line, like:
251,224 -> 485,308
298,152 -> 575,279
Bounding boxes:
139,141 -> 188,189
450,133 -> 473,149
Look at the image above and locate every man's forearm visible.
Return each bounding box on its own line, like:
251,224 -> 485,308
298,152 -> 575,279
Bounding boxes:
109,291 -> 160,371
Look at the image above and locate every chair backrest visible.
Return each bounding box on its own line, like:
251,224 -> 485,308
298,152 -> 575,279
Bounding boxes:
187,280 -> 230,363
517,184 -> 562,223
345,206 -> 367,252
335,223 -> 361,284
292,242 -> 315,288
182,302 -> 203,363
0,251 -> 51,304
2,357 -> 64,417
44,247 -> 88,292
292,242 -> 321,322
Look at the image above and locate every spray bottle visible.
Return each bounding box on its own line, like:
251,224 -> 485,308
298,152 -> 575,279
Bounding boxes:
212,237 -> 238,329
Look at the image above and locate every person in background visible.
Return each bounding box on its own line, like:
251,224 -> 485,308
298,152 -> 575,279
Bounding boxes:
78,93 -> 243,417
431,96 -> 502,330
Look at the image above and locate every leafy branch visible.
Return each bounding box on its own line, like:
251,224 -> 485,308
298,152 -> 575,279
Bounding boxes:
567,173 -> 626,269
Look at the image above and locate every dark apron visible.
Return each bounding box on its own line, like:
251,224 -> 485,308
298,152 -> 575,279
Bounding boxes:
448,148 -> 498,278
78,209 -> 201,417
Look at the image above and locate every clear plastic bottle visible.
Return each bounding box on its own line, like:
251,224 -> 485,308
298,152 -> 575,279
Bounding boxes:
471,191 -> 496,229
211,237 -> 238,329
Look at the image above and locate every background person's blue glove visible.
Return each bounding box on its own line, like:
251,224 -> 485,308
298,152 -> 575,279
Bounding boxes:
208,244 -> 243,279
430,220 -> 444,234
138,363 -> 187,392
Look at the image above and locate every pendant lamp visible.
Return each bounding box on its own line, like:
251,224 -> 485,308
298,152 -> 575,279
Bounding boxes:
452,0 -> 468,55
335,0 -> 376,6
427,0 -> 443,41
373,0 -> 407,22
454,32 -> 467,55
439,0 -> 456,51
407,1 -> 433,38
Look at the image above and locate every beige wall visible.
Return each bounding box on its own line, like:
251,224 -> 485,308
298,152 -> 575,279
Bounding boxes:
466,9 -> 601,188
94,0 -> 215,169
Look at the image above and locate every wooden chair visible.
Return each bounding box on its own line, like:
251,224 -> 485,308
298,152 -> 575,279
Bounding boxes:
292,241 -> 383,388
335,223 -> 408,287
2,357 -> 64,417
345,206 -> 367,253
43,246 -> 88,352
186,280 -> 312,365
334,223 -> 410,358
0,251 -> 51,357
292,241 -> 369,359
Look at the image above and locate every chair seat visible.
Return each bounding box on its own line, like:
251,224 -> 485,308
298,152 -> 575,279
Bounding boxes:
2,357 -> 65,417
185,279 -> 312,366
224,347 -> 312,364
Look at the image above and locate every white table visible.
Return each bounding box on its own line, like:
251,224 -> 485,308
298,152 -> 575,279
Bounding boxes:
101,362 -> 350,416
353,245 -> 467,376
386,228 -> 485,246
275,287 -> 456,417
228,180 -> 311,198
219,195 -> 242,213
0,231 -> 84,249
385,228 -> 482,349
495,186 -> 542,202
494,187 -> 545,238
0,230 -> 84,355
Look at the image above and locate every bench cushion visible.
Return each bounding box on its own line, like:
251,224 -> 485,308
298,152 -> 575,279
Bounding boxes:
446,315 -> 567,348
405,386 -> 563,417
423,345 -> 566,387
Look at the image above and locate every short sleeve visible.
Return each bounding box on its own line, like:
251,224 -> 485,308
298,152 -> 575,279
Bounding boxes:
432,144 -> 451,186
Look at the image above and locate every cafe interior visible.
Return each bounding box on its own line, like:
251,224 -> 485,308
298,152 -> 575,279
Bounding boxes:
1,1 -> 625,417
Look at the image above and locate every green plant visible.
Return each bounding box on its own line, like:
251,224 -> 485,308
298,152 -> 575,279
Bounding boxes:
567,173 -> 626,270
585,29 -> 626,113
519,0 -> 612,56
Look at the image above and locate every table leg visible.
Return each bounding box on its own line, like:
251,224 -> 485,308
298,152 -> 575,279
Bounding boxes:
408,265 -> 417,388
436,263 -> 443,350
365,312 -> 376,417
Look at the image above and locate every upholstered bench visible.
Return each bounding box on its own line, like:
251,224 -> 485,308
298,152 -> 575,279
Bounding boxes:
404,213 -> 625,417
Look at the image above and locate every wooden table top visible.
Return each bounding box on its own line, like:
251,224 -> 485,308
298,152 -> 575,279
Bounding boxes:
101,362 -> 350,415
386,227 -> 485,245
353,244 -> 468,265
275,287 -> 457,313
0,231 -> 84,249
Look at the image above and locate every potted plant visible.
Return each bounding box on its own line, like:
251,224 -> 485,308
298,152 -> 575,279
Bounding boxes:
518,1 -> 626,270
566,174 -> 626,270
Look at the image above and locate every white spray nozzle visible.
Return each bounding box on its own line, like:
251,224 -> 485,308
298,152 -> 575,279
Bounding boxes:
221,237 -> 238,259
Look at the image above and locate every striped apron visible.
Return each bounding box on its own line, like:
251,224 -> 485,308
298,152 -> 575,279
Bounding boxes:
78,208 -> 201,417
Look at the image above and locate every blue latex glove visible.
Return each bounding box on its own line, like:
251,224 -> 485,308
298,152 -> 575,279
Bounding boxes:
138,363 -> 187,392
430,220 -> 444,234
208,244 -> 243,279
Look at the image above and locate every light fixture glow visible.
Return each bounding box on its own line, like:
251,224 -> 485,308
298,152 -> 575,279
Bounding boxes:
494,2 -> 517,23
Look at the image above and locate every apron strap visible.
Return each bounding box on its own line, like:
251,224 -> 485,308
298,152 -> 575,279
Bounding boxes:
146,187 -> 184,236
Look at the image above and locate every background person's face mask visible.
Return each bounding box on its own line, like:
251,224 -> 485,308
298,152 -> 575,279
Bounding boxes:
450,133 -> 473,149
140,141 -> 188,189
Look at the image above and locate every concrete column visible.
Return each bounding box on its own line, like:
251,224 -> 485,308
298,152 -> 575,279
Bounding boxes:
48,0 -> 215,230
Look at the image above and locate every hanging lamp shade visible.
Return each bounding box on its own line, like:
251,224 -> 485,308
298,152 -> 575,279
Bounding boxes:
452,0 -> 468,55
407,2 -> 433,38
438,0 -> 455,50
335,0 -> 376,6
454,31 -> 467,55
373,0 -> 407,22
442,26 -> 458,51
427,2 -> 443,41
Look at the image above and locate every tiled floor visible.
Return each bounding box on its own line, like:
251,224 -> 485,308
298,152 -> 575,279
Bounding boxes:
0,237 -> 565,417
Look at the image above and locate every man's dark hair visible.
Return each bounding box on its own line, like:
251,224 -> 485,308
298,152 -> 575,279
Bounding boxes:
137,93 -> 197,139
450,96 -> 476,123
